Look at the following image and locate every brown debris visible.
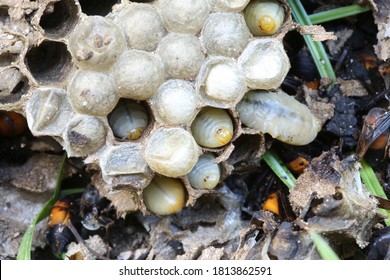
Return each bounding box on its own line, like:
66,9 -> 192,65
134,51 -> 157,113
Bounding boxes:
297,25 -> 337,41
372,0 -> 390,60
338,78 -> 369,96
290,150 -> 383,248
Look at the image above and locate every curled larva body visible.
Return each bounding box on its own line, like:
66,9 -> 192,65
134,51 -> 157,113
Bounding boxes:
236,90 -> 321,145
191,107 -> 234,148
142,176 -> 186,215
108,100 -> 149,140
244,0 -> 285,36
188,153 -> 221,190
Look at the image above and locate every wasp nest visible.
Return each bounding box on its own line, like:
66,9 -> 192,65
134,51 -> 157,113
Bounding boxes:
0,0 -> 320,215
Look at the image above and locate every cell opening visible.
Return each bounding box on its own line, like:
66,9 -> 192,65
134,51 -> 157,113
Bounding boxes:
78,0 -> 120,16
108,99 -> 152,142
0,53 -> 18,66
191,107 -> 235,149
25,40 -> 73,85
39,0 -> 79,38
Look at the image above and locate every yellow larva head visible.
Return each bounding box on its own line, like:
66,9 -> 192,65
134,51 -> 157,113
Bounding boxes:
191,107 -> 234,148
258,15 -> 276,34
127,127 -> 144,140
215,127 -> 233,146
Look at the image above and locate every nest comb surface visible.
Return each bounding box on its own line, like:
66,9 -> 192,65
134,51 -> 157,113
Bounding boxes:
0,0 -> 293,214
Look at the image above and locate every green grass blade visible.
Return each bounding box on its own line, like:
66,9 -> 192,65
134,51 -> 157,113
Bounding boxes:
287,0 -> 336,83
360,159 -> 390,226
309,230 -> 340,260
309,4 -> 371,25
17,153 -> 67,260
262,149 -> 296,189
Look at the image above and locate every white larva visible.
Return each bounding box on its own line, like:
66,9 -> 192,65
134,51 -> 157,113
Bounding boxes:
108,100 -> 149,140
188,153 -> 221,190
236,90 -> 321,145
244,0 -> 285,36
191,107 -> 234,148
142,176 -> 186,215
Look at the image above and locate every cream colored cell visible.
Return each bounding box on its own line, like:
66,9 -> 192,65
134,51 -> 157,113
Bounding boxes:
64,116 -> 106,156
67,70 -> 118,116
158,0 -> 210,33
157,33 -> 205,79
238,38 -> 290,89
208,0 -> 250,12
143,176 -> 186,215
143,127 -> 200,177
111,50 -> 165,100
197,57 -> 247,105
151,80 -> 199,126
201,12 -> 250,57
111,3 -> 165,51
68,16 -> 126,70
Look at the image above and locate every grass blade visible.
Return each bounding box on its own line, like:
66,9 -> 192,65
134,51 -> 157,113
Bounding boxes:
17,153 -> 67,260
360,159 -> 390,226
262,149 -> 296,189
287,0 -> 336,83
309,230 -> 340,260
309,4 -> 371,25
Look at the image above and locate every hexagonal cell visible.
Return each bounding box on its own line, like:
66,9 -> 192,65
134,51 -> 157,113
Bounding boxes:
244,0 -> 285,36
143,127 -> 201,178
25,87 -> 74,137
68,16 -> 126,71
108,99 -> 151,141
78,0 -> 120,16
39,0 -> 80,38
197,57 -> 247,108
110,50 -> 165,100
187,153 -> 221,190
191,107 -> 234,148
64,115 -> 107,156
142,175 -> 187,215
0,67 -> 29,104
201,12 -> 250,58
67,70 -> 119,116
157,0 -> 210,33
100,143 -> 152,189
111,2 -> 165,51
209,0 -> 250,12
238,38 -> 290,89
157,33 -> 205,80
25,40 -> 73,85
149,80 -> 199,126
